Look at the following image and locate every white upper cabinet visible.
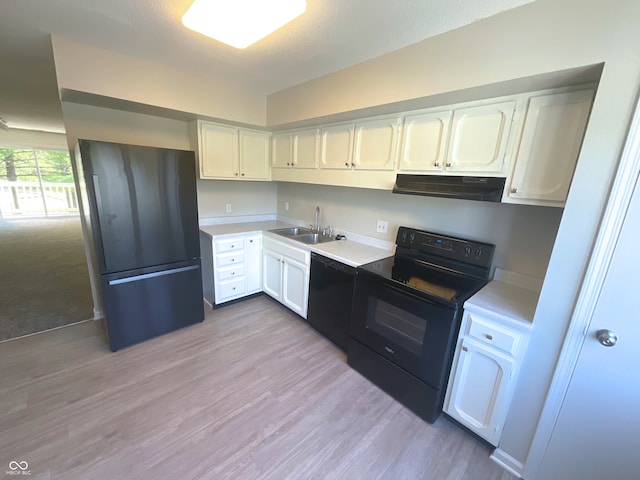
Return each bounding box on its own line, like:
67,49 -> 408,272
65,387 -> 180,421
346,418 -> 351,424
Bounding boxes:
199,122 -> 238,179
271,132 -> 293,168
446,101 -> 516,174
196,121 -> 270,181
399,110 -> 452,172
293,129 -> 319,169
239,129 -> 270,179
320,123 -> 355,169
504,89 -> 594,206
353,117 -> 401,171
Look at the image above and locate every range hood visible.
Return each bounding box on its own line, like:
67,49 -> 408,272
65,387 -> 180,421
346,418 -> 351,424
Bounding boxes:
393,174 -> 506,202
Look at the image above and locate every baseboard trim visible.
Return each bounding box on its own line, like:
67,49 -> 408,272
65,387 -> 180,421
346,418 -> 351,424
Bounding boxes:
490,448 -> 524,478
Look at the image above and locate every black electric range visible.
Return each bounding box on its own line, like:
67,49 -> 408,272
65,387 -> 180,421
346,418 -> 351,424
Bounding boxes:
348,226 -> 495,422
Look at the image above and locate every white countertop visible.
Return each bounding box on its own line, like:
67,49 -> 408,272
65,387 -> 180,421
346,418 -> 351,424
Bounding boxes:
200,221 -> 393,267
200,221 -> 291,237
464,280 -> 540,329
308,238 -> 393,267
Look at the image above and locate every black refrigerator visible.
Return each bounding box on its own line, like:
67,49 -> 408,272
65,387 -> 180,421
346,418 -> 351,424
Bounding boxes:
79,139 -> 204,351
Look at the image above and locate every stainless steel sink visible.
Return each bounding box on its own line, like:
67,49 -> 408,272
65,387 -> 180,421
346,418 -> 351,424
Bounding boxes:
270,227 -> 336,245
270,227 -> 313,237
293,233 -> 336,245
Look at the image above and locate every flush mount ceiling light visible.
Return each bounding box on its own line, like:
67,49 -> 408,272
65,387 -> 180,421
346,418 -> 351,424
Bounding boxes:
182,0 -> 307,49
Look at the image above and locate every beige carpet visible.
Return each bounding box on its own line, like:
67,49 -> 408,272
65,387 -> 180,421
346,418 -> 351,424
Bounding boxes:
0,216 -> 94,341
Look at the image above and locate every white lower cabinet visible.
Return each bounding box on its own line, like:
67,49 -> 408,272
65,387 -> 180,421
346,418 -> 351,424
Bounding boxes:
445,310 -> 530,446
262,236 -> 310,318
201,232 -> 262,305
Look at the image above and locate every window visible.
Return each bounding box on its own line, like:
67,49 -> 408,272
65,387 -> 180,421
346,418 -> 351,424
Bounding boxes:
0,147 -> 78,217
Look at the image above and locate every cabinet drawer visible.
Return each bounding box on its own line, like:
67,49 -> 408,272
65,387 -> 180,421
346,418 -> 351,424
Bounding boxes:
216,251 -> 245,267
215,237 -> 245,253
217,264 -> 245,281
218,277 -> 246,300
467,313 -> 523,356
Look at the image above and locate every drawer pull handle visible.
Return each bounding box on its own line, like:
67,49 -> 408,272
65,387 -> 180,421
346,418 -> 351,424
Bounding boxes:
485,334 -> 493,340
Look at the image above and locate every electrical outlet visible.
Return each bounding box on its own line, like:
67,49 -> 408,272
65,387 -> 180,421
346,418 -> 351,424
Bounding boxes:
376,220 -> 388,234
285,201 -> 289,211
225,203 -> 232,213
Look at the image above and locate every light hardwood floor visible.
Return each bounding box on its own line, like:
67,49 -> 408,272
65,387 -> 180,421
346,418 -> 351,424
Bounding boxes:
0,295 -> 515,480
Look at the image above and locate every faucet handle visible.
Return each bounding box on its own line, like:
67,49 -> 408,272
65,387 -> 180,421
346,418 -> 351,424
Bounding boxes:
323,225 -> 333,237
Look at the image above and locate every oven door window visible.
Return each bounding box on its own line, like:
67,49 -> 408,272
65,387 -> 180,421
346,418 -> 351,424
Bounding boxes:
368,297 -> 426,355
351,274 -> 459,389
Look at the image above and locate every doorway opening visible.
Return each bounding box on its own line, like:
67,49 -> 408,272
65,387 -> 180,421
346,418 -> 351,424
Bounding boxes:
0,146 -> 93,341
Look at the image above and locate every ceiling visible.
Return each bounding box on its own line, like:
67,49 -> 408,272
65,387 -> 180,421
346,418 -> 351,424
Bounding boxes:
0,0 -> 534,133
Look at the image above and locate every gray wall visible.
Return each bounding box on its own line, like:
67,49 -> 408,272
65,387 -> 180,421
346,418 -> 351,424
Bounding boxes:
277,182 -> 562,280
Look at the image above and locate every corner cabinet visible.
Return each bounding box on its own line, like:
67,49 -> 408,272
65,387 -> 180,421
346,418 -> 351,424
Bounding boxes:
272,129 -> 319,169
200,231 -> 262,306
195,120 -> 270,181
262,235 -> 310,318
444,281 -> 535,446
504,89 -> 594,207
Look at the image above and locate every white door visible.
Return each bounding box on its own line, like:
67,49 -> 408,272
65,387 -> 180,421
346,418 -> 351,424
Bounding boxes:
271,132 -> 293,168
446,338 -> 514,446
293,129 -> 319,169
507,89 -> 593,205
320,123 -> 355,169
245,234 -> 262,294
399,110 -> 451,172
282,257 -> 309,318
239,129 -> 270,179
262,249 -> 282,300
352,117 -> 400,171
199,122 -> 238,179
535,176 -> 640,479
446,101 -> 515,174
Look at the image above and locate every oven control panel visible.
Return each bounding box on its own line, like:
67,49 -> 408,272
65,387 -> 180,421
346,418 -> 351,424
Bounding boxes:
397,227 -> 494,268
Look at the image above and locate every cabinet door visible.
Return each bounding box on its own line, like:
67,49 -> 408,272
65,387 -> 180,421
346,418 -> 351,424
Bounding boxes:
320,123 -> 355,169
293,129 -> 319,169
282,257 -> 310,318
262,249 -> 282,300
199,122 -> 238,179
245,234 -> 262,294
506,89 -> 593,205
446,101 -> 515,174
353,117 -> 400,171
445,338 -> 514,445
399,111 -> 451,172
239,129 -> 270,180
272,132 -> 293,168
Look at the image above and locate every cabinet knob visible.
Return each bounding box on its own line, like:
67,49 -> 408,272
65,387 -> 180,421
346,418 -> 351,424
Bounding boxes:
231,258 -> 235,262
249,240 -> 253,243
287,162 -> 290,166
345,162 -> 349,167
485,333 -> 493,341
461,345 -> 468,352
511,188 -> 518,194
434,162 -> 441,167
241,173 -> 245,176
351,163 -> 356,167
232,287 -> 236,291
235,172 -> 239,176
231,272 -> 235,275
446,163 -> 452,168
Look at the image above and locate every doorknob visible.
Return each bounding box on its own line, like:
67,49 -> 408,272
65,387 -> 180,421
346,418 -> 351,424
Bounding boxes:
596,329 -> 618,347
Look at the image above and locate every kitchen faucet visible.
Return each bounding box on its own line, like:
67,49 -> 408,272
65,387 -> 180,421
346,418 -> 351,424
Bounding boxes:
313,206 -> 320,232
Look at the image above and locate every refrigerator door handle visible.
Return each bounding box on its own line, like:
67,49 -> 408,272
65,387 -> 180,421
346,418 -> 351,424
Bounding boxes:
108,265 -> 200,286
91,174 -> 110,269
